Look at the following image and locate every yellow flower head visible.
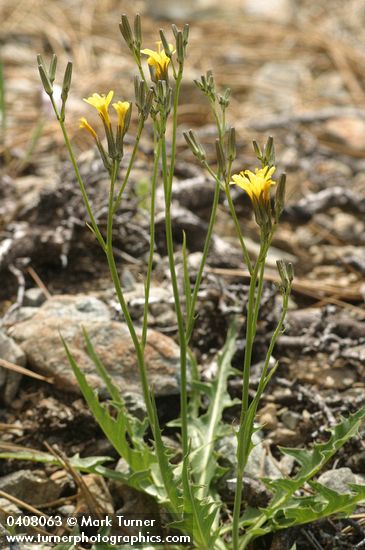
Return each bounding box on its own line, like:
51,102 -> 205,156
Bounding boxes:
230,166 -> 276,204
141,41 -> 175,81
83,91 -> 114,126
112,101 -> 130,130
79,117 -> 97,139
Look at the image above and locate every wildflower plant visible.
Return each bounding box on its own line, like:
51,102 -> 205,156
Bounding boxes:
3,14 -> 363,549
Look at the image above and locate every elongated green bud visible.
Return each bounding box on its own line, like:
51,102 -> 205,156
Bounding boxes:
227,127 -> 236,162
176,31 -> 184,64
276,259 -> 294,292
274,173 -> 286,222
183,130 -> 206,162
134,76 -> 145,111
120,15 -> 133,49
61,61 -> 72,95
171,24 -> 178,39
38,63 -> 53,95
49,54 -> 57,84
252,139 -> 262,161
215,138 -> 226,176
60,61 -> 72,119
183,24 -> 189,45
134,14 -> 142,48
143,88 -> 154,118
264,136 -> 275,166
159,29 -> 173,58
122,104 -> 132,136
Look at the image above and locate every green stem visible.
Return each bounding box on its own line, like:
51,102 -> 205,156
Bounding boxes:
232,241 -> 268,550
203,160 -> 253,275
186,179 -> 220,342
224,182 -> 253,275
113,117 -> 145,214
133,52 -> 149,90
158,69 -> 189,456
161,134 -> 189,457
50,96 -> 106,251
105,160 -> 154,426
167,69 -> 183,203
141,131 -> 161,349
257,290 -> 290,395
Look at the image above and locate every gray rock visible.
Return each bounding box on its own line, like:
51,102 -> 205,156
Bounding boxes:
2,306 -> 39,327
32,294 -> 111,321
8,294 -> 181,397
225,476 -> 272,508
23,287 -> 47,307
317,467 -> 365,494
0,469 -> 62,506
0,330 -> 25,404
243,0 -> 294,23
217,433 -> 283,479
281,410 -> 301,430
251,61 -> 310,112
0,497 -> 22,523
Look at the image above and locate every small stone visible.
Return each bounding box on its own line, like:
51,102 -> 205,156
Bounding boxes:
0,470 -> 62,506
0,330 -> 25,404
271,427 -> 300,446
2,306 -> 38,326
342,345 -> 365,366
75,474 -> 114,515
187,252 -> 204,271
281,410 -> 301,430
33,294 -> 111,321
23,288 -> 47,307
121,269 -> 136,291
226,476 -> 272,508
318,467 -> 365,494
57,504 -> 76,517
243,0 -> 294,23
322,117 -> 365,151
0,497 -> 22,523
251,61 -> 310,112
258,403 -> 278,430
315,72 -> 350,103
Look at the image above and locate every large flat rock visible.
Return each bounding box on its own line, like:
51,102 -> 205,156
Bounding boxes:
8,295 -> 181,397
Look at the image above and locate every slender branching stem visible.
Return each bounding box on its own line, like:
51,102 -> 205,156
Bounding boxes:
161,134 -> 189,457
186,179 -> 220,342
113,116 -> 145,214
141,130 -> 161,349
49,96 -> 106,251
232,239 -> 268,550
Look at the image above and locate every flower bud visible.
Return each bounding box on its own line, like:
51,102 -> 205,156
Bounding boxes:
182,24 -> 189,46
49,54 -> 57,84
61,62 -> 72,96
134,14 -> 142,49
120,15 -> 133,49
183,130 -> 206,162
37,61 -> 53,96
227,127 -> 236,162
276,260 -> 294,292
159,29 -> 173,58
215,138 -> 226,177
264,136 -> 275,166
274,173 -> 286,222
176,31 -> 184,64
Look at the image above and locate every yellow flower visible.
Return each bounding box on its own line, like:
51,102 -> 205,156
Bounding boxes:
79,117 -> 97,139
112,101 -> 130,130
83,91 -> 114,126
141,41 -> 175,81
230,166 -> 276,203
